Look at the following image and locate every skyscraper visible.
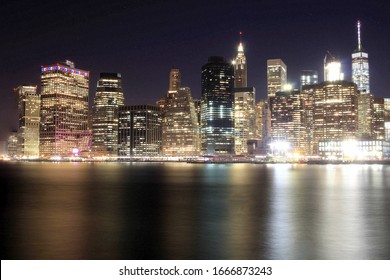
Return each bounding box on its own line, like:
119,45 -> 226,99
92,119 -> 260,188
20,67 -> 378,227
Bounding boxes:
352,20 -> 370,93
300,70 -> 318,90
269,89 -> 308,154
118,105 -> 162,157
233,33 -> 247,88
15,85 -> 40,158
92,73 -> 125,157
267,59 -> 287,98
324,52 -> 344,81
201,56 -> 235,155
309,81 -> 358,154
169,67 -> 181,91
234,87 -> 256,155
372,98 -> 385,140
40,61 -> 90,158
162,86 -> 200,156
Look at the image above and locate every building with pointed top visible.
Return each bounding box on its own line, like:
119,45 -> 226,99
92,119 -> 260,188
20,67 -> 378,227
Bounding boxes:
352,20 -> 370,93
233,33 -> 247,88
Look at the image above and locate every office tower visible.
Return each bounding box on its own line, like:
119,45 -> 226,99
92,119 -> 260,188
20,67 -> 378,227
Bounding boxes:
372,98 -> 385,140
300,70 -> 318,90
269,89 -> 308,154
92,73 -> 125,157
234,87 -> 255,155
169,67 -> 181,91
267,59 -> 287,98
324,52 -> 344,81
15,85 -> 40,158
201,56 -> 235,155
193,99 -> 201,126
7,133 -> 18,159
255,100 -> 265,142
309,81 -> 358,154
118,105 -> 162,157
352,20 -> 370,93
40,61 -> 90,158
357,92 -> 373,138
385,98 -> 390,141
233,33 -> 247,88
162,87 -> 200,156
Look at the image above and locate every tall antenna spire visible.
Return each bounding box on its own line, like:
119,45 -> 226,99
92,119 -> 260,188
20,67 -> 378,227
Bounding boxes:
238,31 -> 244,52
357,20 -> 362,51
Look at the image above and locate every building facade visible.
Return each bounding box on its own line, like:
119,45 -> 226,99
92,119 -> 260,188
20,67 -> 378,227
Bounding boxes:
201,56 -> 235,155
40,61 -> 90,158
92,73 -> 125,157
234,87 -> 256,155
267,59 -> 287,98
311,81 -> 358,154
118,105 -> 162,157
162,87 -> 200,156
300,70 -> 318,90
15,85 -> 40,158
372,98 -> 385,140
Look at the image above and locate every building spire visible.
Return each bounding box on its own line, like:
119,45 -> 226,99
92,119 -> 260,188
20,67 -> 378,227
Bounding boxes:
357,20 -> 362,51
238,31 -> 244,52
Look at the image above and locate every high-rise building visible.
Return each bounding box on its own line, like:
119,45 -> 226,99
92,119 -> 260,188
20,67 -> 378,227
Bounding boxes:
201,56 -> 235,155
233,33 -> 247,88
300,70 -> 318,90
267,59 -> 287,98
372,98 -> 385,140
357,92 -> 373,138
352,20 -> 370,93
162,87 -> 200,156
118,105 -> 162,157
385,98 -> 390,141
269,89 -> 308,154
40,61 -> 90,158
7,133 -> 18,159
15,85 -> 40,158
92,73 -> 125,157
324,52 -> 344,82
234,87 -> 255,155
169,67 -> 181,91
309,81 -> 358,154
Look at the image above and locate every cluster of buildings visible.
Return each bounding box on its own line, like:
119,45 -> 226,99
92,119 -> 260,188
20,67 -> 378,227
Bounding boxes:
5,21 -> 390,161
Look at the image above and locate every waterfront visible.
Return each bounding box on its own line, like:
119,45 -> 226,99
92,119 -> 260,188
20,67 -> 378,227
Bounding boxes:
1,162 -> 389,259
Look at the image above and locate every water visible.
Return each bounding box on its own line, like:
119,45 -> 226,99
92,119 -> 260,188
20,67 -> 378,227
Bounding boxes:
1,161 -> 389,260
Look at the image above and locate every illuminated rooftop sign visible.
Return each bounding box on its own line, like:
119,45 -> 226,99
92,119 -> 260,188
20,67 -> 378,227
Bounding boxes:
41,65 -> 89,77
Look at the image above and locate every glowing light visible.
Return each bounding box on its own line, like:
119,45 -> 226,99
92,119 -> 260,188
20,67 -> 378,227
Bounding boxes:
283,84 -> 292,91
325,61 -> 344,81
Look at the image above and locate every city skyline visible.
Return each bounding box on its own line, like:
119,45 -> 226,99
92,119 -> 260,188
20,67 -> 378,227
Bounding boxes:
1,0 -> 389,141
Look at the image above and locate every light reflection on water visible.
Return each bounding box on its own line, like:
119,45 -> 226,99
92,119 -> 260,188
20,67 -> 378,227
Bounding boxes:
1,162 -> 389,259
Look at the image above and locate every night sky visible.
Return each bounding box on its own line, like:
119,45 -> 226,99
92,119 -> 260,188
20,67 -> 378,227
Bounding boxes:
1,0 -> 389,141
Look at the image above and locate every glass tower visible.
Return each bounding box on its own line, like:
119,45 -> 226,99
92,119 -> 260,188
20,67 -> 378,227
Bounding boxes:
40,61 -> 90,158
92,73 -> 125,157
352,20 -> 370,93
201,56 -> 235,155
15,85 -> 40,158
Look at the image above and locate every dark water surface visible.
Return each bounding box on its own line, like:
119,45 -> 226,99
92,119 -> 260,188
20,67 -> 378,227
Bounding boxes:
1,162 -> 389,260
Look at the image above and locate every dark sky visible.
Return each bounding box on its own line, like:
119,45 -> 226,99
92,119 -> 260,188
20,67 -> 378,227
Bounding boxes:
1,0 -> 389,140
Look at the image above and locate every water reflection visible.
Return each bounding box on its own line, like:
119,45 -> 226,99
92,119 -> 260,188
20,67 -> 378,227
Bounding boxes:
1,162 -> 389,259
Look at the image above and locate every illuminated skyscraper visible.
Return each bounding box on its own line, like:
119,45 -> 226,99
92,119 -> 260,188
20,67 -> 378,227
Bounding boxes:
118,105 -> 162,157
300,70 -> 318,90
352,20 -> 370,93
15,85 -> 40,158
234,87 -> 255,155
357,92 -> 373,138
40,61 -> 90,158
372,98 -> 385,140
233,33 -> 247,88
385,98 -> 390,141
92,73 -> 125,157
269,89 -> 308,154
201,56 -> 235,155
309,81 -> 358,154
267,59 -> 287,98
324,52 -> 344,81
162,87 -> 200,156
169,67 -> 181,91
